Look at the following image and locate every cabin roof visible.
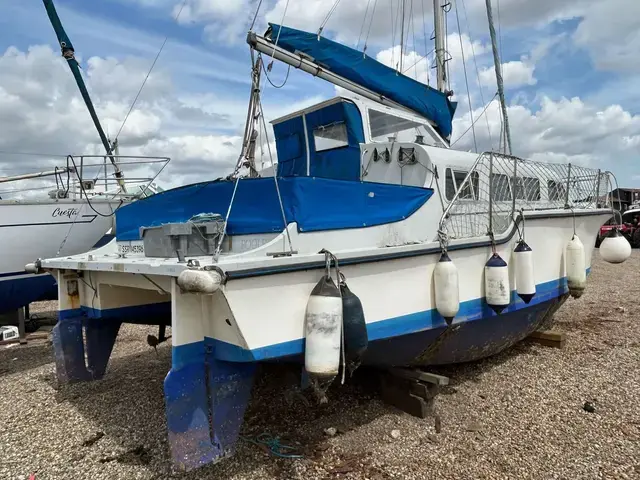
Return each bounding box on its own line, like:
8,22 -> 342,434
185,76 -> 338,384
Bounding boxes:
270,96 -> 354,125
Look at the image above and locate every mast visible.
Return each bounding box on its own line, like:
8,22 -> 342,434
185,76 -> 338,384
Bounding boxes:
433,0 -> 447,92
42,0 -> 126,191
484,0 -> 513,155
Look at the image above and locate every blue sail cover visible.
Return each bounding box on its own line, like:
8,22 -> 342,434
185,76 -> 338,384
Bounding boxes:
267,23 -> 457,139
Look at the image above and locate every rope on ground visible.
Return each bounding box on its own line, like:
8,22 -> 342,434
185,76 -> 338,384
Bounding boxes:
240,433 -> 303,459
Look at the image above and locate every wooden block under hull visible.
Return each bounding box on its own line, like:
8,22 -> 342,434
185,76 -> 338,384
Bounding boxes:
527,330 -> 566,348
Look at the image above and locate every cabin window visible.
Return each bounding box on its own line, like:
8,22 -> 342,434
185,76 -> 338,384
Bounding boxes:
547,179 -> 566,202
313,122 -> 349,152
369,109 -> 441,145
445,168 -> 479,201
514,176 -> 541,201
491,173 -> 512,202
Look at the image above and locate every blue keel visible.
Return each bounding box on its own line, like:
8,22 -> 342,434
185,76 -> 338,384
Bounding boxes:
52,314 -> 121,383
165,340 -> 255,471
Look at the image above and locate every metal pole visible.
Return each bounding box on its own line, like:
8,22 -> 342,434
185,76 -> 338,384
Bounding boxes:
484,0 -> 513,155
594,169 -> 601,208
433,0 -> 446,92
488,153 -> 494,235
511,156 -> 517,216
42,0 -> 126,192
564,163 -> 572,208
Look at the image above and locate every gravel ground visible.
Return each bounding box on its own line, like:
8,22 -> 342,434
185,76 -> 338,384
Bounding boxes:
1,253 -> 639,480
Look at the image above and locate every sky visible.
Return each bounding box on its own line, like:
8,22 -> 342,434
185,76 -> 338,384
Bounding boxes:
0,0 -> 639,191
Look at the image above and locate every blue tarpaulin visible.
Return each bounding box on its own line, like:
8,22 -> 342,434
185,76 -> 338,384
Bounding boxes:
267,23 -> 457,139
274,100 -> 365,180
115,177 -> 434,241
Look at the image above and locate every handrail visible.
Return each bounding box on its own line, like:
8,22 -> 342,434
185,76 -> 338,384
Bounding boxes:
438,150 -> 614,242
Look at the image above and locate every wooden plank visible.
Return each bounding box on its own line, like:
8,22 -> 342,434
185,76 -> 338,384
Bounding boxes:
387,367 -> 450,386
410,382 -> 440,401
0,333 -> 49,346
381,375 -> 429,418
17,307 -> 27,345
527,330 -> 566,348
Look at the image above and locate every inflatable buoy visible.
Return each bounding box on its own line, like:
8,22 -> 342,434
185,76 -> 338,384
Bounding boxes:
340,280 -> 368,376
485,253 -> 510,314
434,252 -> 459,324
566,234 -> 586,298
599,229 -> 631,264
304,275 -> 343,384
514,240 -> 535,304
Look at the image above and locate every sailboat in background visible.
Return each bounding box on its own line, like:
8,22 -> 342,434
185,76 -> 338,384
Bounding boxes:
30,0 -> 629,472
0,1 -> 168,317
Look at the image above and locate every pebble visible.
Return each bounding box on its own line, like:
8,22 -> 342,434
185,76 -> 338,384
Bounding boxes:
390,429 -> 401,439
1,255 -> 639,479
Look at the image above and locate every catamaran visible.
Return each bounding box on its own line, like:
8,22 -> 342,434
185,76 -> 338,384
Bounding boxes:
28,0 -> 629,471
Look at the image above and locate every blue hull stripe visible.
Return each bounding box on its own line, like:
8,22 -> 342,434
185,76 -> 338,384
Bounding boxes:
56,270 -> 590,365
180,270 -> 590,364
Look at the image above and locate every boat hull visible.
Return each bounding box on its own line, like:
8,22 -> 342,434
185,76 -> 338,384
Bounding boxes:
0,200 -> 117,314
364,293 -> 568,366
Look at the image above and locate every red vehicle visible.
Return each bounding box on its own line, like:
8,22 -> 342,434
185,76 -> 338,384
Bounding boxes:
596,207 -> 640,248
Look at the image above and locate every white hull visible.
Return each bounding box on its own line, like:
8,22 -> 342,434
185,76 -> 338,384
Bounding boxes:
0,199 -> 120,313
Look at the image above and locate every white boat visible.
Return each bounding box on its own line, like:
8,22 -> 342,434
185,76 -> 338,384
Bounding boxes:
32,0 -> 630,472
0,156 -> 167,315
0,1 -> 169,316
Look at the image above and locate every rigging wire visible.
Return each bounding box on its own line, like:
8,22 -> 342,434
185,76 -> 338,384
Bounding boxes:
420,0 -> 430,85
257,99 -> 294,255
454,0 -> 477,152
248,0 -> 264,32
401,47 -> 435,76
460,0 -> 493,149
318,0 -> 342,36
357,0 -> 373,50
399,0 -> 405,71
363,0 -> 379,55
390,0 -> 397,68
262,61 -> 291,88
267,0 -> 290,69
409,0 -> 417,80
449,92 -> 498,148
114,0 -> 189,143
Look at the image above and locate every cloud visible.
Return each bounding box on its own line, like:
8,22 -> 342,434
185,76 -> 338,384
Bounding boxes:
479,59 -> 537,89
452,96 -> 640,169
0,44 -> 245,192
573,0 -> 640,73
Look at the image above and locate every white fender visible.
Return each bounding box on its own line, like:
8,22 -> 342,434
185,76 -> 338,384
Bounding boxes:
485,253 -> 510,314
514,240 -> 536,304
177,269 -> 223,294
599,229 -> 631,264
305,275 -> 342,381
566,234 -> 586,298
434,252 -> 459,324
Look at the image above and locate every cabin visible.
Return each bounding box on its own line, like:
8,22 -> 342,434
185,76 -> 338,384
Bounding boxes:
270,95 -> 447,186
270,95 -> 588,211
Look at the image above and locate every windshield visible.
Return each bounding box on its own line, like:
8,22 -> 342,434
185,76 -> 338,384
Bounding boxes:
368,109 -> 443,146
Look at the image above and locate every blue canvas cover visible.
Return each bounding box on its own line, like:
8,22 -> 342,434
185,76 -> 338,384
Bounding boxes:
274,100 -> 365,181
115,177 -> 433,241
267,23 -> 457,139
